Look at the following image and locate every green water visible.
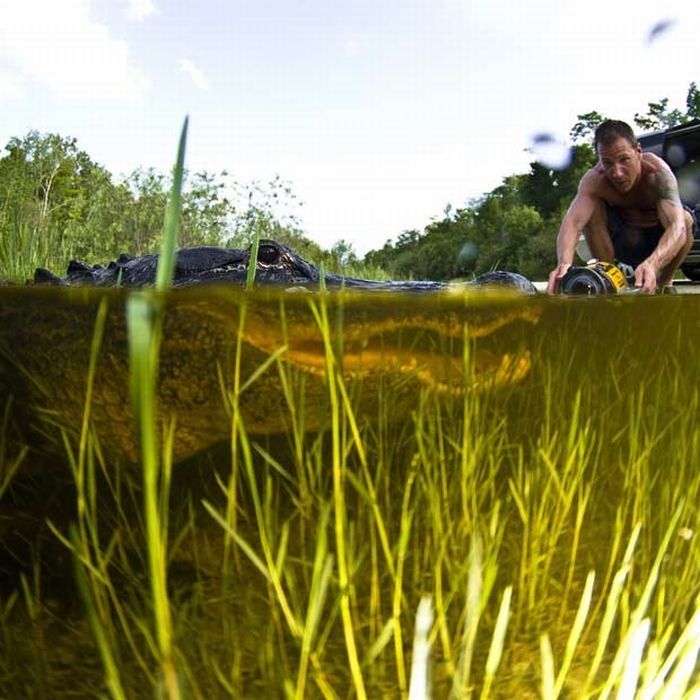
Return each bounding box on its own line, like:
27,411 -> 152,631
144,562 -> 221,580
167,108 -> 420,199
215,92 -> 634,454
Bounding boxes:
1,287 -> 699,698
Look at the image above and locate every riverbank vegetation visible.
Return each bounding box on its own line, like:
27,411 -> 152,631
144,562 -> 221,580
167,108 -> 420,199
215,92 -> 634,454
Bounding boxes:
1,84 -> 698,284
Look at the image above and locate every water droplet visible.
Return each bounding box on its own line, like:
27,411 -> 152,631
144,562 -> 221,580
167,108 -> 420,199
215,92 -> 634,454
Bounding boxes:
647,18 -> 677,44
457,241 -> 478,263
530,133 -> 573,170
678,171 -> 700,204
666,143 -> 687,168
678,527 -> 694,541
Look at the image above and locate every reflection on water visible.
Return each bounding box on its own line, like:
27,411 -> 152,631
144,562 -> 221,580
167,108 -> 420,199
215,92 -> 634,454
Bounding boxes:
1,287 -> 700,697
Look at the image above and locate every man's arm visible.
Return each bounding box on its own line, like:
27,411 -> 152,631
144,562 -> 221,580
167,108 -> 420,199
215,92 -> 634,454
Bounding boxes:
546,177 -> 599,294
634,165 -> 688,292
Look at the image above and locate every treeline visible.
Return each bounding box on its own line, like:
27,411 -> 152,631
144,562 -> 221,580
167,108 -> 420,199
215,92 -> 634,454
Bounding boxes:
364,145 -> 594,281
1,83 -> 698,282
365,83 -> 700,281
0,132 -> 229,279
0,132 -> 362,281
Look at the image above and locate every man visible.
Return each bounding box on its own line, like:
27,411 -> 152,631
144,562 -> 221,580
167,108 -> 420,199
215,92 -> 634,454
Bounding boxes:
547,119 -> 695,294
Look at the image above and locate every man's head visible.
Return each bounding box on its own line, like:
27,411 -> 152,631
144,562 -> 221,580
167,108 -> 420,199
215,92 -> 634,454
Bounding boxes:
593,120 -> 638,152
594,119 -> 643,193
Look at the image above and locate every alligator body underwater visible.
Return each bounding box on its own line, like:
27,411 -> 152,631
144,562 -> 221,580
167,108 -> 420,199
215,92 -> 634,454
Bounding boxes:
1,240 -> 540,465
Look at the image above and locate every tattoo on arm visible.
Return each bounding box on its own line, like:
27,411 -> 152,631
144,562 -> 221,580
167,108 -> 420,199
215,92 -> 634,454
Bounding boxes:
654,169 -> 681,203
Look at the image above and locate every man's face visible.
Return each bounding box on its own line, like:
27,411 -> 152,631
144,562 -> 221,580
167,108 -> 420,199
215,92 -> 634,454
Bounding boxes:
597,137 -> 643,193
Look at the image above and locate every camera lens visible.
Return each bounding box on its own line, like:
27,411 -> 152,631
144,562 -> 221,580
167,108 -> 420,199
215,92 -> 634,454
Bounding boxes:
560,267 -> 612,295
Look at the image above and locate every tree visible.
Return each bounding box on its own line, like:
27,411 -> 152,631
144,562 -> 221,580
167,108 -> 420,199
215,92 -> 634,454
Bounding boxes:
634,98 -> 685,132
0,131 -> 112,237
521,144 -> 595,218
329,239 -> 358,268
686,82 -> 700,120
634,82 -> 700,131
180,170 -> 236,247
569,111 -> 606,143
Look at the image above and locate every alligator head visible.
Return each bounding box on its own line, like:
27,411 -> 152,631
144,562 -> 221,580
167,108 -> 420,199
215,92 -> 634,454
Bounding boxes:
33,240 -> 322,287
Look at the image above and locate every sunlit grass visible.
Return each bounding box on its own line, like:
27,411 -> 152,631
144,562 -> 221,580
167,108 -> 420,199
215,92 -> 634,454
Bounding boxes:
0,218 -> 69,283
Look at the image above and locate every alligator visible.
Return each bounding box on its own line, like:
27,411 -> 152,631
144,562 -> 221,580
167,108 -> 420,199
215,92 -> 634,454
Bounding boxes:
32,239 -> 538,294
1,240 -> 540,464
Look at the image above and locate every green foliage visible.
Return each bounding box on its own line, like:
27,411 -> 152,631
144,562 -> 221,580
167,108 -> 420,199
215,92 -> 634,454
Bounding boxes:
569,111 -> 606,144
2,81 -> 699,284
633,83 -> 700,132
0,133 -> 358,281
686,82 -> 700,120
634,98 -> 686,132
521,145 -> 596,217
363,143 -> 595,282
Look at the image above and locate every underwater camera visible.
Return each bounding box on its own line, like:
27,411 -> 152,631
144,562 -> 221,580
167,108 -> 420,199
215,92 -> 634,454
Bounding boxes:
559,260 -> 634,295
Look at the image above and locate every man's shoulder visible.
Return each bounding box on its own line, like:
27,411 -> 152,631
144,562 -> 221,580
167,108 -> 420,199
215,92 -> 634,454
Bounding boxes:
641,151 -> 672,176
579,166 -> 607,194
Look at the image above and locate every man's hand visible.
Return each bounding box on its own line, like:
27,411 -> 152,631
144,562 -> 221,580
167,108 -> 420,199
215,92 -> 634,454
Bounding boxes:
547,263 -> 572,294
634,260 -> 658,293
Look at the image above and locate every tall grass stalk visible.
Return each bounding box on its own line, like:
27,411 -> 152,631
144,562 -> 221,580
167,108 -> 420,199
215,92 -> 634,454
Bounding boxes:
478,584 -> 512,700
70,526 -> 127,700
123,116 -> 189,698
127,295 -> 179,697
73,297 -> 108,545
309,293 -> 368,700
617,618 -> 651,699
155,116 -> 188,292
392,470 -> 416,695
553,570 -> 595,697
0,397 -> 25,499
597,504 -> 685,700
0,218 -> 67,282
57,295 -> 133,697
408,596 -> 434,700
246,232 -> 260,289
229,419 -> 301,636
218,226 -> 264,578
582,523 -> 642,693
450,534 -> 484,700
295,505 -> 334,699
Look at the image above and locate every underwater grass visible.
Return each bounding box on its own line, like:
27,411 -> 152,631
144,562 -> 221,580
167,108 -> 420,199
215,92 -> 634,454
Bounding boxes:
3,282 -> 700,700
1,125 -> 700,699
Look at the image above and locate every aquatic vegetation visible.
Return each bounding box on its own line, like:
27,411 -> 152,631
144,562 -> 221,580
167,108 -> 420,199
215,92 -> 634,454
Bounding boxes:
1,291 -> 700,698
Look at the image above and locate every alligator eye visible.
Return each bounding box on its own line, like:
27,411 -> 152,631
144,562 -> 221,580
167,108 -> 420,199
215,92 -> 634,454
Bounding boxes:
257,243 -> 280,264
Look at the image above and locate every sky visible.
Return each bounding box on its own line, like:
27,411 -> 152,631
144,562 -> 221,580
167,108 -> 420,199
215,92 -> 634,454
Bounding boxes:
0,0 -> 697,255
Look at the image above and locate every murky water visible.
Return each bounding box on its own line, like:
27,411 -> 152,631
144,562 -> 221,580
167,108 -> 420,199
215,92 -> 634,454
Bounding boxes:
1,287 -> 699,697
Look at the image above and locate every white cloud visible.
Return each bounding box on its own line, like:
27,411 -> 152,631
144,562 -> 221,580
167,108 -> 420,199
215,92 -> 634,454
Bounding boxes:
124,0 -> 158,22
0,0 -> 149,101
179,59 -> 211,91
0,71 -> 25,99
